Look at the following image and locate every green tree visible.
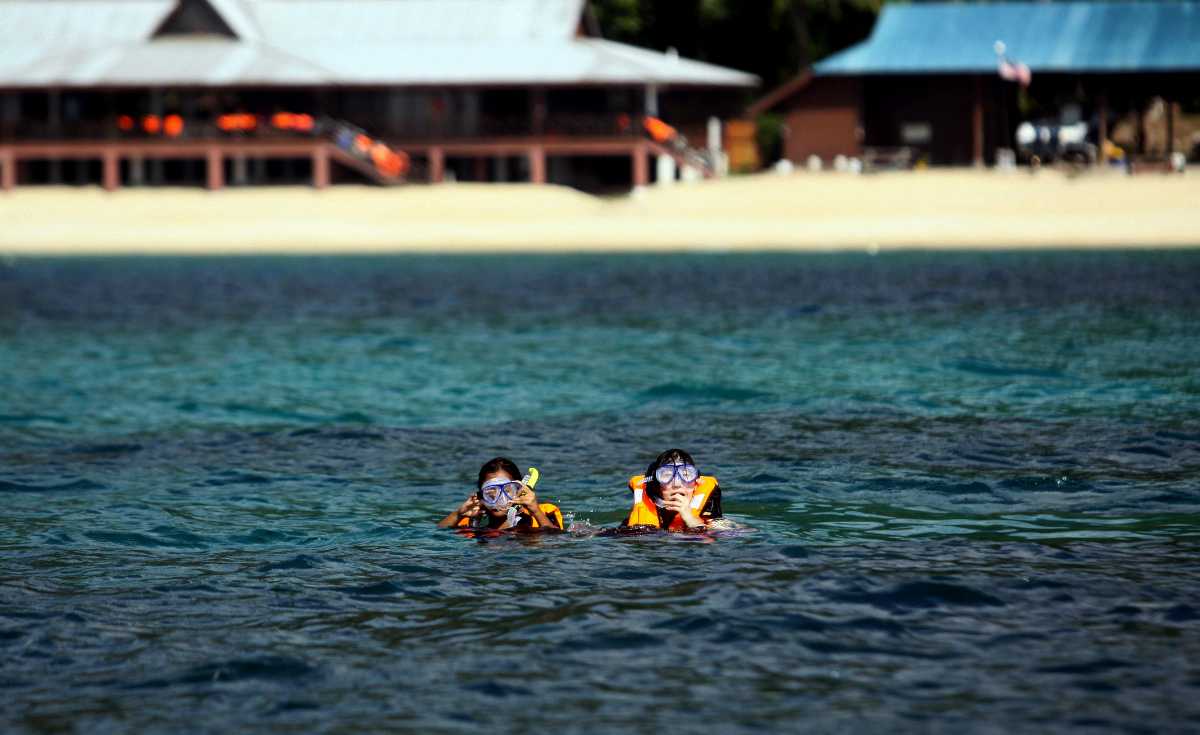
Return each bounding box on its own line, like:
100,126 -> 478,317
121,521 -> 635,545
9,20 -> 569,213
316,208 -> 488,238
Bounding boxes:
589,0 -> 882,92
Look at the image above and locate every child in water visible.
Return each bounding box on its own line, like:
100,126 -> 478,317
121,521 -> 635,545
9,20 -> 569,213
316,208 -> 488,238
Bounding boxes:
438,457 -> 564,532
621,448 -> 724,532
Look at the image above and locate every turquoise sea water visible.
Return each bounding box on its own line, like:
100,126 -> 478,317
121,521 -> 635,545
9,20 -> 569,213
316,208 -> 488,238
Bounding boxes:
2,252 -> 1199,733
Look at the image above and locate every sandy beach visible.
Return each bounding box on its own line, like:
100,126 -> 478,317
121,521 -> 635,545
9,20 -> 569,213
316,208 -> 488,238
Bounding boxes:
1,169 -> 1197,254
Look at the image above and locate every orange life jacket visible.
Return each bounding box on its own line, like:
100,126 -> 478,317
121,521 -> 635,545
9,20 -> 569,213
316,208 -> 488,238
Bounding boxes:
457,502 -> 564,531
624,475 -> 718,530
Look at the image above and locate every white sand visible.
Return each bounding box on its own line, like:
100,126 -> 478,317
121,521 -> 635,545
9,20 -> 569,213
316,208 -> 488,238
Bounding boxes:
2,169 -> 1198,254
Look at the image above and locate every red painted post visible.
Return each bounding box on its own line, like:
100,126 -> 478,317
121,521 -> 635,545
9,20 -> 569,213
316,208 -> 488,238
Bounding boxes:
0,149 -> 14,191
206,146 -> 223,191
429,146 -> 445,183
633,142 -> 648,187
529,145 -> 546,184
102,147 -> 119,192
312,145 -> 330,189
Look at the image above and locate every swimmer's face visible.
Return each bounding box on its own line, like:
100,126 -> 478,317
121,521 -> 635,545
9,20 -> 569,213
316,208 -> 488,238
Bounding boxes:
479,469 -> 517,516
656,460 -> 697,499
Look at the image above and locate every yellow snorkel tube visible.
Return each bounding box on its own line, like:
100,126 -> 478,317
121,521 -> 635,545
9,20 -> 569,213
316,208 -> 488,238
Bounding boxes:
497,468 -> 540,530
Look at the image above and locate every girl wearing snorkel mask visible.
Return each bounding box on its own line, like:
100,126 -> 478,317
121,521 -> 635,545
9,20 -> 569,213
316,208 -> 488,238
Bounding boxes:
437,457 -> 564,532
622,448 -> 723,532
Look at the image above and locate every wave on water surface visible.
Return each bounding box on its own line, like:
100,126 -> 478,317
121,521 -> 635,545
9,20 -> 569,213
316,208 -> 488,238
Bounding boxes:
1,252 -> 1198,732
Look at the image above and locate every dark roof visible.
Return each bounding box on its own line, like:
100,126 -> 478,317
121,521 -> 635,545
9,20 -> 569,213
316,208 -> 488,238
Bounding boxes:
816,1 -> 1200,75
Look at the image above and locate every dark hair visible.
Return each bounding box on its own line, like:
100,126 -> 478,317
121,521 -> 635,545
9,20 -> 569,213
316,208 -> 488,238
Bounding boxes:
477,457 -> 521,490
644,448 -> 696,500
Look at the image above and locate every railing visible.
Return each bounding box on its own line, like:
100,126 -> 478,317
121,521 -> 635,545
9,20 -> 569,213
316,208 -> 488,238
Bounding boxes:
1,113 -> 644,143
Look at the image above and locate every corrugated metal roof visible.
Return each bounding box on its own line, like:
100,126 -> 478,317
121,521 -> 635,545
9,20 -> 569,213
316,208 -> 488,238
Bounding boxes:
1,38 -> 757,87
0,0 -> 757,87
249,0 -> 584,42
816,1 -> 1200,74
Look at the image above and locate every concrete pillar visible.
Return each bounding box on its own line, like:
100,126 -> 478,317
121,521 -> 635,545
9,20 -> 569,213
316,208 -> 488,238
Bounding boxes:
149,89 -> 164,184
129,156 -> 145,186
632,142 -> 648,188
0,93 -> 19,130
655,154 -> 676,185
429,146 -> 444,183
461,89 -> 480,136
206,146 -> 223,190
531,87 -> 547,135
232,154 -> 248,186
972,76 -> 985,168
529,145 -> 546,184
388,89 -> 404,136
48,90 -> 62,184
312,146 -> 329,189
707,116 -> 722,175
645,84 -> 659,118
102,148 -> 119,191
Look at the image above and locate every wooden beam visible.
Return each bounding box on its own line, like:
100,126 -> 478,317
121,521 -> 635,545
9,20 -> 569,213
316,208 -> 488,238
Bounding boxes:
206,146 -> 223,191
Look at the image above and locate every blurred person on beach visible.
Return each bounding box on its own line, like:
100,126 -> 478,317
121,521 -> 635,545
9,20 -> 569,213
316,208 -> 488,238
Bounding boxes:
438,457 -> 563,532
620,448 -> 724,532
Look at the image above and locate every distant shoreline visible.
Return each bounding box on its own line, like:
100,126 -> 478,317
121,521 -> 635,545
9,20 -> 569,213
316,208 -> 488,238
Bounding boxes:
2,170 -> 1198,255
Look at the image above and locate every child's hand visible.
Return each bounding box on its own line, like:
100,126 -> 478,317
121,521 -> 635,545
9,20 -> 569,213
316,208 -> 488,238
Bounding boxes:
456,495 -> 483,519
662,486 -> 703,528
515,485 -> 539,510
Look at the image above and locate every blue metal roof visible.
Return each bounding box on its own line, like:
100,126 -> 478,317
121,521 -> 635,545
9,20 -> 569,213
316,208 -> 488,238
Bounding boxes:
815,1 -> 1200,74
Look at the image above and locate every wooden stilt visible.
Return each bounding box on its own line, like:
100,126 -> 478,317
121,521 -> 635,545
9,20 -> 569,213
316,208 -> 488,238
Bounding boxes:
0,149 -> 14,191
102,147 -> 119,191
206,146 -> 223,191
312,146 -> 330,189
529,145 -> 546,184
429,146 -> 445,183
633,142 -> 648,187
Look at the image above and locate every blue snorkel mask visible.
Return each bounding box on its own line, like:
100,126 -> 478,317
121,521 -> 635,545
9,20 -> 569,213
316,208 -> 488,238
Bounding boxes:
479,478 -> 522,512
476,468 -> 541,529
654,462 -> 699,486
